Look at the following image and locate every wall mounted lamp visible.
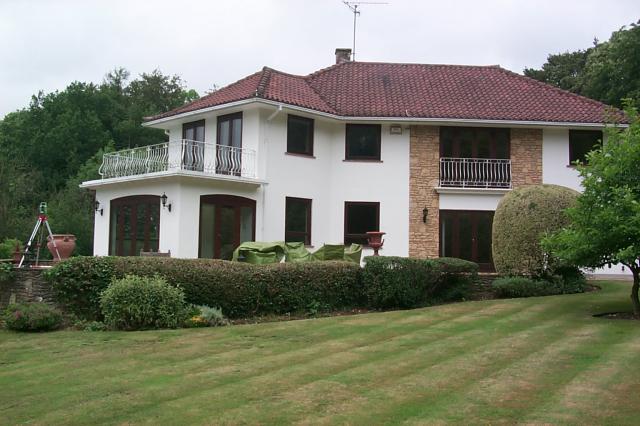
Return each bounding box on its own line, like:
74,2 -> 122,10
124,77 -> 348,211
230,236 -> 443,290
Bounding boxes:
94,200 -> 103,216
422,207 -> 428,223
161,193 -> 172,212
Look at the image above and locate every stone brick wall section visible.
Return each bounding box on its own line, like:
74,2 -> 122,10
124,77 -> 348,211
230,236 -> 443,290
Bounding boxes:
0,269 -> 56,309
409,125 -> 440,258
511,128 -> 543,188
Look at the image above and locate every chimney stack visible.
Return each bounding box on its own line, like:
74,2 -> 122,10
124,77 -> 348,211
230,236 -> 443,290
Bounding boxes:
335,48 -> 352,64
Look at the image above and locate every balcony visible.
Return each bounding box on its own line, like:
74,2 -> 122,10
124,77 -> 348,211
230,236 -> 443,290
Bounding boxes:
439,157 -> 511,189
98,139 -> 258,181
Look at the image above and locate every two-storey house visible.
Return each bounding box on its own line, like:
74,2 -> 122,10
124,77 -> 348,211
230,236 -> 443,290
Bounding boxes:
81,48 -> 627,274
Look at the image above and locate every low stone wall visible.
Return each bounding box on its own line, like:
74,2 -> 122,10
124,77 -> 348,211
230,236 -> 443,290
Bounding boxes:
0,268 -> 56,309
469,273 -> 499,300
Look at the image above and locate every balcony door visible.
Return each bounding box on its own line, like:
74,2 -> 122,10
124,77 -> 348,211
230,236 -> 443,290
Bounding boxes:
217,112 -> 243,176
199,195 -> 255,260
182,120 -> 205,172
440,210 -> 494,271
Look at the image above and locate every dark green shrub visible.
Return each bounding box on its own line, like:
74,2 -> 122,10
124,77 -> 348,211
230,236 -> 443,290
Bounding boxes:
256,261 -> 363,314
3,302 -> 63,332
49,257 -> 362,320
491,277 -> 561,298
100,275 -> 186,330
0,263 -> 14,284
361,256 -> 478,309
45,256 -> 116,320
492,184 -> 579,277
0,238 -> 21,260
433,257 -> 480,274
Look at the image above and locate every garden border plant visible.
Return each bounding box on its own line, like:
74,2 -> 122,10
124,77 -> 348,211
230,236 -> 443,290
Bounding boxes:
46,255 -> 480,321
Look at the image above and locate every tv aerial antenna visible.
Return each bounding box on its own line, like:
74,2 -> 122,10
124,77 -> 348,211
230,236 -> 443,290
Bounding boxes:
342,1 -> 388,61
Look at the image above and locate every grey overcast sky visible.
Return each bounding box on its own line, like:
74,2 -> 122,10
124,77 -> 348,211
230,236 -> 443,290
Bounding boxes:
1,0 -> 639,118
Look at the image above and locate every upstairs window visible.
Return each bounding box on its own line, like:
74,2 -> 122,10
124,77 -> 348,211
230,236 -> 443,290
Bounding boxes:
285,197 -> 312,245
569,130 -> 602,164
287,115 -> 314,156
440,127 -> 510,159
344,201 -> 380,245
345,124 -> 381,160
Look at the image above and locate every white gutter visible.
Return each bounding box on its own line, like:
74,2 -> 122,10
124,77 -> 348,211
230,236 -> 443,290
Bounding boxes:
143,98 -> 624,129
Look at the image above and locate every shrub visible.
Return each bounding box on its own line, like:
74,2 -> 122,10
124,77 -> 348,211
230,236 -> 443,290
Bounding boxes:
361,256 -> 478,309
492,184 -> 579,277
48,257 -> 362,319
0,263 -> 14,284
0,238 -> 21,260
45,256 -> 116,320
185,305 -> 228,327
100,275 -> 186,330
492,277 -> 561,298
3,302 -> 63,332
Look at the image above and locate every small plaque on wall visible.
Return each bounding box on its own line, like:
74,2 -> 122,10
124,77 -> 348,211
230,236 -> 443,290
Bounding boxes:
389,125 -> 403,135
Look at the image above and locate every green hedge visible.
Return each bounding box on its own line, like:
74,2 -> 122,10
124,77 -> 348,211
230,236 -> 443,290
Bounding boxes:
46,257 -> 362,320
361,256 -> 478,309
491,276 -> 586,298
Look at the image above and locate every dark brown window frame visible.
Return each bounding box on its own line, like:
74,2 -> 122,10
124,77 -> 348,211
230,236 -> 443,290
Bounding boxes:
285,197 -> 312,245
217,112 -> 243,147
568,129 -> 603,165
198,194 -> 256,259
109,195 -> 161,256
344,201 -> 380,246
287,115 -> 314,157
182,119 -> 206,141
439,126 -> 511,159
345,124 -> 382,161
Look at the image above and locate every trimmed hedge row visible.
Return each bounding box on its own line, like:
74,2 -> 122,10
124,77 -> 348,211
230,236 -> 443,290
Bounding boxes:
46,255 -> 479,320
361,256 -> 478,309
46,257 -> 363,319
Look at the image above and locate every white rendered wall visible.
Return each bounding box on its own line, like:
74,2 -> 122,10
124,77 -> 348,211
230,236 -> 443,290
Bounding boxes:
260,110 -> 410,258
439,192 -> 505,211
93,177 -> 261,258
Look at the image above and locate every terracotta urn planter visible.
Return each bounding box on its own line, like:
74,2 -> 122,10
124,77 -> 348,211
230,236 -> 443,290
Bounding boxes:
366,231 -> 386,256
47,234 -> 76,261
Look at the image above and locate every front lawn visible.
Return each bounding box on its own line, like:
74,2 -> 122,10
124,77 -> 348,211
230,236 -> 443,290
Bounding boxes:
1,281 -> 639,425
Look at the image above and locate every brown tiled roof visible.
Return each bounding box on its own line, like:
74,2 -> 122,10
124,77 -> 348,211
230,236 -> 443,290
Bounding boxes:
147,62 -> 625,124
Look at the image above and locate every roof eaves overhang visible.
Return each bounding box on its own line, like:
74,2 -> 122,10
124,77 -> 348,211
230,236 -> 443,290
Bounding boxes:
143,98 -> 625,129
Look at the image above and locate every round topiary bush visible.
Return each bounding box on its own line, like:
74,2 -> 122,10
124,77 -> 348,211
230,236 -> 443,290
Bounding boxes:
3,302 -> 63,332
492,184 -> 579,277
100,275 -> 186,330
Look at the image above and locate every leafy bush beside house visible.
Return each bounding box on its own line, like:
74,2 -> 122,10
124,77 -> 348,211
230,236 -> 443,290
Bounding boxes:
492,184 -> 579,277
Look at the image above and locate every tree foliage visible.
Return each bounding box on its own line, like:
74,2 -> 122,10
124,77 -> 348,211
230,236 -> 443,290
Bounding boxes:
0,68 -> 198,254
524,21 -> 640,108
544,104 -> 640,316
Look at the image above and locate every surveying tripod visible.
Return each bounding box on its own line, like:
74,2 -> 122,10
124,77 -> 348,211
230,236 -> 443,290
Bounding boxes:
18,202 -> 61,267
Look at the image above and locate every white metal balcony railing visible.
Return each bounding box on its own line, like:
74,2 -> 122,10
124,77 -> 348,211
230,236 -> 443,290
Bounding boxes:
439,157 -> 512,189
98,139 -> 257,180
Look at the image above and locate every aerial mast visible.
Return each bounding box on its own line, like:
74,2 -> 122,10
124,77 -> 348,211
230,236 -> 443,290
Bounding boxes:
341,1 -> 388,61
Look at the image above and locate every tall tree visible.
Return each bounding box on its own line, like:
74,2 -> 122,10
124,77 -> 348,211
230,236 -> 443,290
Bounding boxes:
525,21 -> 640,108
0,68 -> 199,251
544,104 -> 640,316
524,49 -> 591,94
